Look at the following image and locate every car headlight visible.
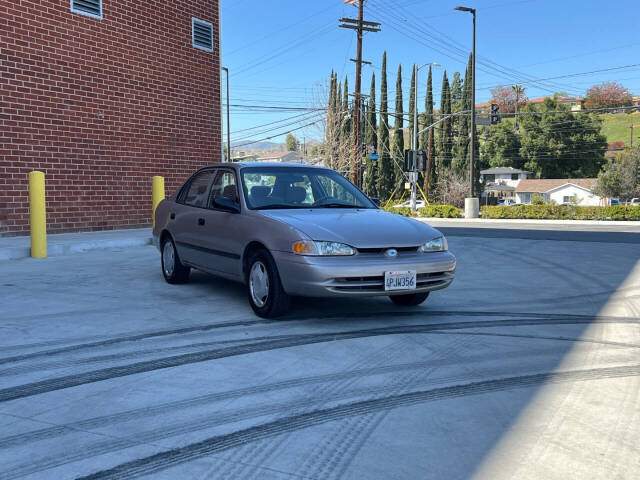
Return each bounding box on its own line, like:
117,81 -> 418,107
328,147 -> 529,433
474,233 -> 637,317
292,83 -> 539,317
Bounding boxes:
420,236 -> 447,252
292,240 -> 355,256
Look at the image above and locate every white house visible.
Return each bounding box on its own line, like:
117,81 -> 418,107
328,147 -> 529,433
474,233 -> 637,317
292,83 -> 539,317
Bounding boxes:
515,179 -> 601,206
256,151 -> 302,163
480,167 -> 532,187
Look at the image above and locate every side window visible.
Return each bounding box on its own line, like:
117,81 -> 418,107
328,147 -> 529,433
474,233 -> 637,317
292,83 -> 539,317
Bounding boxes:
209,171 -> 239,207
184,170 -> 215,207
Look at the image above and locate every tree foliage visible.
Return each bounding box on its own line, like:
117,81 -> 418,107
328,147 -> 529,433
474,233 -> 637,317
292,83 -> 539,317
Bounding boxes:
594,146 -> 640,198
363,73 -> 378,197
392,64 -> 405,187
438,71 -> 452,170
518,98 -> 607,178
377,51 -> 394,200
480,120 -> 524,169
585,82 -> 633,110
490,85 -> 528,114
285,133 -> 299,152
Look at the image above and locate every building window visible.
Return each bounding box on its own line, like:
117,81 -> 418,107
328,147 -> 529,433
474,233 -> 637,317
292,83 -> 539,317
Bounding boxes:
70,0 -> 102,19
192,18 -> 214,52
484,174 -> 495,182
563,196 -> 570,203
511,174 -> 519,180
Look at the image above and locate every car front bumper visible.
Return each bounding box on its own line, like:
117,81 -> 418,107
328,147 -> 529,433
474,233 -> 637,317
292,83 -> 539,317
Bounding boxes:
272,250 -> 456,297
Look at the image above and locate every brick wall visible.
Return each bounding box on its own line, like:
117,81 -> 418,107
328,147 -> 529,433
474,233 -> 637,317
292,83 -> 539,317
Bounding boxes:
0,0 -> 221,236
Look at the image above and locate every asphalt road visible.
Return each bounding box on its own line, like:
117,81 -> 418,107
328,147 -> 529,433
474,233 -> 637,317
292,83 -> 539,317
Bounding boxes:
0,230 -> 639,479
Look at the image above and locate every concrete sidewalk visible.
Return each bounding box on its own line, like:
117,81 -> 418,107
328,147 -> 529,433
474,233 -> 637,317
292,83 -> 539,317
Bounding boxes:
0,228 -> 153,261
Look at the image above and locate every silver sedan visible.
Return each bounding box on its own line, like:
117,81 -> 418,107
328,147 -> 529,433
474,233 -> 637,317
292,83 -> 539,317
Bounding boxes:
153,163 -> 456,317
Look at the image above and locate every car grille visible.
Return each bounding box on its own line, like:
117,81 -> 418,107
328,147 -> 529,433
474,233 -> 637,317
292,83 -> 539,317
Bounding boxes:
328,271 -> 454,292
356,246 -> 420,255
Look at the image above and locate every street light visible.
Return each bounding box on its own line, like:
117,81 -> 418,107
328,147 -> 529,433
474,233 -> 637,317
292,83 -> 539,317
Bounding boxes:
454,6 -> 477,216
221,67 -> 231,163
411,62 -> 441,212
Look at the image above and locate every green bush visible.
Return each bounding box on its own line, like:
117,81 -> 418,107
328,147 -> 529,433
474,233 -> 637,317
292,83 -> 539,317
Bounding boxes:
383,204 -> 463,218
481,205 -> 640,221
418,205 -> 463,218
383,206 -> 412,217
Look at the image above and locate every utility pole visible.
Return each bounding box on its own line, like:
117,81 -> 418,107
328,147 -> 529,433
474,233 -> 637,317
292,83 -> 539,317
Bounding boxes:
339,1 -> 380,187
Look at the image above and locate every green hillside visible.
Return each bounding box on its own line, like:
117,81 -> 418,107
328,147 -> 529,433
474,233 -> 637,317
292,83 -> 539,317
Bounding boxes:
600,112 -> 640,146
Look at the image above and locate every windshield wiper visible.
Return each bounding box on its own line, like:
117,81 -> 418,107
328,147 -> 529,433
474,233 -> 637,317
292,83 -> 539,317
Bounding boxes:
253,204 -> 306,210
314,202 -> 361,208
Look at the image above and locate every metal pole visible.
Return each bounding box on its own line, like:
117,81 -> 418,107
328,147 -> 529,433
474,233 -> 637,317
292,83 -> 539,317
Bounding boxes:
411,63 -> 418,212
352,0 -> 365,187
470,10 -> 476,198
222,67 -> 231,162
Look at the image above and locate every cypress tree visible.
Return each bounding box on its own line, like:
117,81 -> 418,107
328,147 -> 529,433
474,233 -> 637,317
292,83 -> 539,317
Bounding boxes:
343,76 -> 351,139
421,66 -> 436,195
452,54 -> 473,176
438,70 -> 452,170
363,73 -> 378,197
392,64 -> 405,188
377,51 -> 393,200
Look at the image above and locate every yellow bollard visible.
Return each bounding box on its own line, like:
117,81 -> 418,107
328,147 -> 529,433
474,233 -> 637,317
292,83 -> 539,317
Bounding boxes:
152,176 -> 165,228
29,171 -> 47,258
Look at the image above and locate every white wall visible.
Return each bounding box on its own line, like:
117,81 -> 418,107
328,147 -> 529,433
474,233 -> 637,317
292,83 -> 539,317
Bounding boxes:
549,185 -> 601,206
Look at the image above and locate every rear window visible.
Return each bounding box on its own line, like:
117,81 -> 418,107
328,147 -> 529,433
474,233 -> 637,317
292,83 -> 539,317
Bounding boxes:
183,170 -> 214,207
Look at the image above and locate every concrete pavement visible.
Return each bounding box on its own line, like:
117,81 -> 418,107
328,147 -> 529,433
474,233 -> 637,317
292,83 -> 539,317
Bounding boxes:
0,231 -> 639,479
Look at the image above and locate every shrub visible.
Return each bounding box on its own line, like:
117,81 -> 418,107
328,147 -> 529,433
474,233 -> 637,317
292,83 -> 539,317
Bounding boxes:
531,193 -> 545,205
382,204 -> 463,218
481,205 -> 640,221
418,205 -> 463,218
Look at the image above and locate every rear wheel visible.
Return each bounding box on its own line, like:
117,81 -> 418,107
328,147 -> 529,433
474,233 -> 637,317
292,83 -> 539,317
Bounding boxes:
246,249 -> 290,318
389,291 -> 429,306
161,236 -> 190,284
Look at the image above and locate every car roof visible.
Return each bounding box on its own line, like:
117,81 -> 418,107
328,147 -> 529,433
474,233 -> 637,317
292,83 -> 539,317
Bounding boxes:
197,162 -> 328,170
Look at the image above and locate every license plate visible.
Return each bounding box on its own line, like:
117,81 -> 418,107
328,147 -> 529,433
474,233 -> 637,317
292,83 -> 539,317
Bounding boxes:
385,270 -> 416,291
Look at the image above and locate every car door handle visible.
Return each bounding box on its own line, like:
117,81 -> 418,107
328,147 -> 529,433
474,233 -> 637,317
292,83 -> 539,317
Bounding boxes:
198,218 -> 205,226
170,213 -> 175,220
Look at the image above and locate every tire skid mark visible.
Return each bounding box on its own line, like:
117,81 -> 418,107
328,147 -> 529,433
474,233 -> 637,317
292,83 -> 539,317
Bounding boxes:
297,336 -> 470,480
0,338 -> 568,451
0,318 -> 274,366
2,375 -> 453,480
2,317 -> 639,404
217,337 -> 424,480
77,364 -> 640,480
0,333 -> 300,379
1,309 -> 625,366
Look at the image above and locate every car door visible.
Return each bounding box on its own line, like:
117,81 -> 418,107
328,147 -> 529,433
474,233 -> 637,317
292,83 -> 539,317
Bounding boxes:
172,168 -> 216,267
196,169 -> 245,278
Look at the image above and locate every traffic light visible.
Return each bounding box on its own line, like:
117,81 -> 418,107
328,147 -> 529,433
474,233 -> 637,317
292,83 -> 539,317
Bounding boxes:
490,103 -> 500,125
416,150 -> 427,172
404,149 -> 415,171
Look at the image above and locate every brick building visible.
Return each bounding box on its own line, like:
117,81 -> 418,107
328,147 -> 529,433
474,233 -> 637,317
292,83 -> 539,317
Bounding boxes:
1,0 -> 221,236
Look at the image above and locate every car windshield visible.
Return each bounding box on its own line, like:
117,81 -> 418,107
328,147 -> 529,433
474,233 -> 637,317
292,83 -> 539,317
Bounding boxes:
241,166 -> 376,210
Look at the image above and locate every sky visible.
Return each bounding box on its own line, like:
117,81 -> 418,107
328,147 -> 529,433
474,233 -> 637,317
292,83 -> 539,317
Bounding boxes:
221,0 -> 640,147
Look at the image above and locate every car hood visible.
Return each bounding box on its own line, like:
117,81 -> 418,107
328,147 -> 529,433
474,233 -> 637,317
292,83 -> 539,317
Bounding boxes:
259,209 -> 442,248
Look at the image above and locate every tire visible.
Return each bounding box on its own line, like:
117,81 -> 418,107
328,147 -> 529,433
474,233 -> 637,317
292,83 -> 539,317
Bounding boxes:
389,291 -> 430,306
246,249 -> 290,318
161,235 -> 190,284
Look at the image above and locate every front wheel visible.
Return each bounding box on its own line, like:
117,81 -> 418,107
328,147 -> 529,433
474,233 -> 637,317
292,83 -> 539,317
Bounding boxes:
246,249 -> 291,318
389,291 -> 429,306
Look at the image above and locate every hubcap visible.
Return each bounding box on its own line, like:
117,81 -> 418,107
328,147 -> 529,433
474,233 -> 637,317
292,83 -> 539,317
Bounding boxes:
249,261 -> 270,308
163,241 -> 175,277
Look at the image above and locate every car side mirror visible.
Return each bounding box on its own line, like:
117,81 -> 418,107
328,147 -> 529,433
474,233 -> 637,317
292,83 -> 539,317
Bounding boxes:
213,197 -> 240,213
370,197 -> 381,207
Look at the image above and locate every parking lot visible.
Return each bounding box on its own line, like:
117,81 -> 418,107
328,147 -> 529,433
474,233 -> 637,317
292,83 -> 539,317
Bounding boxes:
1,228 -> 639,479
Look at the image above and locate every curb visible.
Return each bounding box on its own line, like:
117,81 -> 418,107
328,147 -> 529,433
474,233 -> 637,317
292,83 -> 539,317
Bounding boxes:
0,236 -> 153,262
415,217 -> 640,226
